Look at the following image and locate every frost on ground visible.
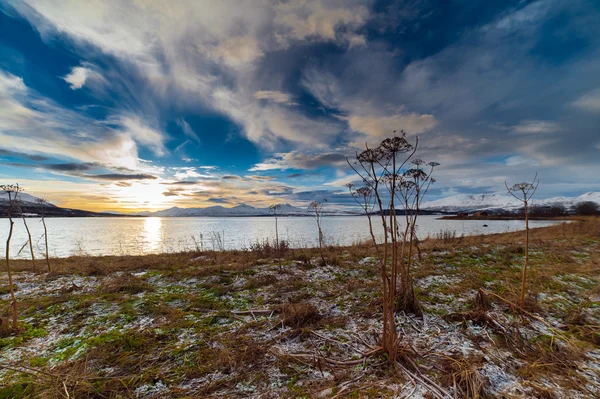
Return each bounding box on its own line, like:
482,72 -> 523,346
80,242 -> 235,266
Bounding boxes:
1,220 -> 599,398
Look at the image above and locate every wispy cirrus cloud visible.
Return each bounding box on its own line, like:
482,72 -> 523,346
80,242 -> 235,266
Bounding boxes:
6,0 -> 368,149
0,70 -> 167,171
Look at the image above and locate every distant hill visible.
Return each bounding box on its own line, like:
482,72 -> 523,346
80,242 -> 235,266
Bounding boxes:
137,203 -> 359,217
0,192 -> 121,218
421,192 -> 600,213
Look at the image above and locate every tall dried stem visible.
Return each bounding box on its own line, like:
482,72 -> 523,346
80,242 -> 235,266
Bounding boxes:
17,198 -> 35,273
1,184 -> 22,330
36,199 -> 51,272
505,173 -> 539,308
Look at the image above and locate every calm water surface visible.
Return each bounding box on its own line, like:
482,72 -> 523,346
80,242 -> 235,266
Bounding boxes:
1,216 -> 564,258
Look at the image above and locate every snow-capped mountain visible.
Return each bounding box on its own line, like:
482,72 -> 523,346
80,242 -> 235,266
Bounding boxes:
0,191 -> 56,207
421,192 -> 600,213
139,203 -> 311,217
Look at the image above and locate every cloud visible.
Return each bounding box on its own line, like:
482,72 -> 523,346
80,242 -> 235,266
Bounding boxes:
345,113 -> 438,139
176,118 -> 201,143
162,180 -> 201,185
572,89 -> 600,111
254,90 -> 295,105
5,0 -> 600,205
301,67 -> 438,144
249,151 -> 346,171
62,64 -> 105,90
0,148 -> 49,161
273,0 -> 370,45
84,173 -> 158,181
213,36 -> 264,67
245,175 -> 276,181
208,197 -> 230,204
512,120 -> 560,134
119,116 -> 167,156
7,0 -> 367,149
0,70 -> 165,172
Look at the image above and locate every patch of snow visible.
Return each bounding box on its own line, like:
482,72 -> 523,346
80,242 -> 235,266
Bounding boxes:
134,381 -> 169,398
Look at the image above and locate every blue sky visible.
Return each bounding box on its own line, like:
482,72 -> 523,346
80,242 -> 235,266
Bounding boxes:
1,0 -> 599,212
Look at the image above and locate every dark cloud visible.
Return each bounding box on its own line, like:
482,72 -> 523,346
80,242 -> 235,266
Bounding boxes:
250,151 -> 347,171
84,173 -> 158,181
246,175 -> 276,181
0,149 -> 49,161
162,180 -> 201,185
261,186 -> 294,196
208,197 -> 230,203
44,163 -> 96,172
162,191 -> 179,197
221,175 -> 243,180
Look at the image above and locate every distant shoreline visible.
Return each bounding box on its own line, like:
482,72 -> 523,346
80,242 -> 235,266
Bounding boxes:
438,215 -> 582,221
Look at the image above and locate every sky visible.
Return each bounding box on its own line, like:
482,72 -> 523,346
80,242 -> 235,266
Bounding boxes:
0,0 -> 599,213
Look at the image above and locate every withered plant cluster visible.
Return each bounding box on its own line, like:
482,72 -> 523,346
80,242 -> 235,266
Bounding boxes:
1,184 -> 52,333
308,199 -> 327,249
347,131 -> 439,362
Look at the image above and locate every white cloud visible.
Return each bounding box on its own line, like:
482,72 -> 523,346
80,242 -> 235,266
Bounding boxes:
512,120 -> 560,134
345,113 -> 438,139
572,89 -> 600,111
0,70 -> 164,171
302,67 -> 438,143
8,0 -> 370,149
63,66 -> 89,89
504,155 -> 539,167
273,0 -> 369,44
176,118 -> 201,143
212,36 -> 264,67
119,116 -> 167,156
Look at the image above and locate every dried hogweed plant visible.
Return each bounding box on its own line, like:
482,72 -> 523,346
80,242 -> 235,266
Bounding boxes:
505,173 -> 539,309
347,131 -> 439,362
1,183 -> 23,330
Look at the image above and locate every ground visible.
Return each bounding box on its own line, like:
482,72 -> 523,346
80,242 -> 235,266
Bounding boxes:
0,218 -> 599,398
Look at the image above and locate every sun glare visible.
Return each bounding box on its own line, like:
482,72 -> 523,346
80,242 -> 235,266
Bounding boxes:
113,180 -> 172,211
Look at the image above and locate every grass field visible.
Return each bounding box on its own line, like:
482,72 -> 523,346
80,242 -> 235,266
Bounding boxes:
1,217 -> 599,398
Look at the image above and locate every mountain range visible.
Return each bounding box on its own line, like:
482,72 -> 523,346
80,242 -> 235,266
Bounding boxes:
1,191 -> 599,217
420,192 -> 600,213
136,203 -> 358,217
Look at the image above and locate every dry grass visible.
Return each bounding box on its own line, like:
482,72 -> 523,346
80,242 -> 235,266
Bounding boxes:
440,355 -> 488,399
280,302 -> 322,328
0,216 -> 599,398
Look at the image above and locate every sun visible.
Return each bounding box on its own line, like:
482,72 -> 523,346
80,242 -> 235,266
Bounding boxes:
112,179 -> 173,211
